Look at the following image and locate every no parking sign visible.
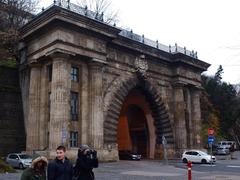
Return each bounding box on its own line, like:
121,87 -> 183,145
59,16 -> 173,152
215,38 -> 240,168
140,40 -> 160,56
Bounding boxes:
208,128 -> 214,136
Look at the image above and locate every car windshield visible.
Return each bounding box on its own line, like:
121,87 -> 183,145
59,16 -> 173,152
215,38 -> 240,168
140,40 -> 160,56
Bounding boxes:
19,154 -> 32,159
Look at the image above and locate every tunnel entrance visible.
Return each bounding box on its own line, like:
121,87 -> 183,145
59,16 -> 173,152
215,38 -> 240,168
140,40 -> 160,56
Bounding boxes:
117,88 -> 156,158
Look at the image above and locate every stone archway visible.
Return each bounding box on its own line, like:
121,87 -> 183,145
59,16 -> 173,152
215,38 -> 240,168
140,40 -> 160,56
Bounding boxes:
104,75 -> 174,158
117,88 -> 156,158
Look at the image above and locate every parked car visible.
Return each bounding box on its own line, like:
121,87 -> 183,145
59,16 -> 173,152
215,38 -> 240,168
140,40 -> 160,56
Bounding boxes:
182,150 -> 216,164
214,146 -> 230,155
119,150 -> 141,160
217,141 -> 236,151
6,153 -> 32,169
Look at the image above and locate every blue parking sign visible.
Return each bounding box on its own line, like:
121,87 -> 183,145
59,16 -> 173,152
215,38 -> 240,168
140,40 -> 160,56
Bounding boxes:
208,136 -> 215,144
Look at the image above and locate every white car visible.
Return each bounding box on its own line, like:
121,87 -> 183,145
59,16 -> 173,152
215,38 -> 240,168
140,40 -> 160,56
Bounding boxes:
6,153 -> 32,169
182,150 -> 216,164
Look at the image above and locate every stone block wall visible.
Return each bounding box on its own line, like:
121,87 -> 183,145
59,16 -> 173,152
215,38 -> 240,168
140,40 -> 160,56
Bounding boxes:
0,66 -> 25,157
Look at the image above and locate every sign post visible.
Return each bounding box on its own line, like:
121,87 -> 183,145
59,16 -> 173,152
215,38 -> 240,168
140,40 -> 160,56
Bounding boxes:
208,128 -> 215,166
162,135 -> 168,165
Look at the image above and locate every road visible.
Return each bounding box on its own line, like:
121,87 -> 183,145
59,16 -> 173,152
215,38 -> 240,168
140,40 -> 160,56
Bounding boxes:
1,151 -> 240,180
175,159 -> 240,174
172,151 -> 240,173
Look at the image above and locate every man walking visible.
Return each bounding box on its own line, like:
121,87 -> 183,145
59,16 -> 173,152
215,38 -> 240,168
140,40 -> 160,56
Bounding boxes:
47,145 -> 73,180
73,144 -> 98,180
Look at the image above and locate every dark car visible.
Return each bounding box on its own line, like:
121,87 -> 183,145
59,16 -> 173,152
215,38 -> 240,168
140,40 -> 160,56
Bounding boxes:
119,150 -> 141,160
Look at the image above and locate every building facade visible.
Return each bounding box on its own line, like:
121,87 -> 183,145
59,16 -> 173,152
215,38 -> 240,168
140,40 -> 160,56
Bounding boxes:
19,2 -> 210,161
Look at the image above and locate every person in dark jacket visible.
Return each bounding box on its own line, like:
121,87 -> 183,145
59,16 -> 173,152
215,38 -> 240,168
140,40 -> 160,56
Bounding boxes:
73,144 -> 98,180
47,145 -> 73,180
21,154 -> 48,180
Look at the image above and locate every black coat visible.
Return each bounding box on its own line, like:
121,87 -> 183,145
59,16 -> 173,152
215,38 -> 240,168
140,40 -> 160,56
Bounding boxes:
47,158 -> 73,180
73,154 -> 98,180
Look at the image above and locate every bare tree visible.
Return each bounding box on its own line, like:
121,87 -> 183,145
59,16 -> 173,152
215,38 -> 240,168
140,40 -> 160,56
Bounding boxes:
77,0 -> 118,24
0,0 -> 38,31
0,0 -> 38,59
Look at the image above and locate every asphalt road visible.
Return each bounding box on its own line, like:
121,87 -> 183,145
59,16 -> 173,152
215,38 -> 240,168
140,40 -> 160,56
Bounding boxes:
173,151 -> 240,173
174,160 -> 240,174
1,151 -> 240,180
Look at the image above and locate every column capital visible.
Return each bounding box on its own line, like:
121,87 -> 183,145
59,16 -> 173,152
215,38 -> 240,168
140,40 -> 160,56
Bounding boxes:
29,61 -> 42,68
49,52 -> 71,61
172,83 -> 185,89
89,60 -> 105,72
190,85 -> 203,91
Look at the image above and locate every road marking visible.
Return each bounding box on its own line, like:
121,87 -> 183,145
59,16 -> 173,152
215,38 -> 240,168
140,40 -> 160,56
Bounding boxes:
227,165 -> 240,168
199,175 -> 240,180
200,164 -> 216,167
121,171 -> 182,177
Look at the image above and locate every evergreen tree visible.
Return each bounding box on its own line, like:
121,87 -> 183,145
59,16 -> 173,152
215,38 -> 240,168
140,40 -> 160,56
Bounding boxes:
201,67 -> 240,140
214,65 -> 223,83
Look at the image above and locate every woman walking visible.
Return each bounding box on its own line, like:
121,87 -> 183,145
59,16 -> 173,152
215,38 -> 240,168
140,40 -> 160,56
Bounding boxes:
21,154 -> 48,180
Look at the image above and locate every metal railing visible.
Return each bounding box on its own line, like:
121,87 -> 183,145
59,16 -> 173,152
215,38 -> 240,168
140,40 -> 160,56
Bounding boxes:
119,30 -> 198,58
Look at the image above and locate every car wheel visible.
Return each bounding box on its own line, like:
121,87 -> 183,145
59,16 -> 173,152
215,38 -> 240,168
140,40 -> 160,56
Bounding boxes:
19,163 -> 24,169
182,158 -> 188,163
201,159 -> 207,164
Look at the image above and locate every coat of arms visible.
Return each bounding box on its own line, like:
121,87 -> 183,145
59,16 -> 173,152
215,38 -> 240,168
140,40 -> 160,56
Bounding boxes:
134,55 -> 148,76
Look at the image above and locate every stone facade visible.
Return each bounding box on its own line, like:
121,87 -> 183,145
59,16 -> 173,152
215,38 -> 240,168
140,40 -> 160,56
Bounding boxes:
19,3 -> 210,161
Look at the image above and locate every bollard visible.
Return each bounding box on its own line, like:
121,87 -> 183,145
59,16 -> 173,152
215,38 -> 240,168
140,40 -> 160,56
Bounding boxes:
187,161 -> 192,180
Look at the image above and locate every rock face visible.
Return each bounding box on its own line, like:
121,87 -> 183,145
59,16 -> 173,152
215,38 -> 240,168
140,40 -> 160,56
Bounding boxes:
0,66 -> 25,157
18,3 -> 210,161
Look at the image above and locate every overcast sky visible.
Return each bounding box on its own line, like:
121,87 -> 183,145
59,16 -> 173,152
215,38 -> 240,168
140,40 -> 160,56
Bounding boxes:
39,0 -> 240,84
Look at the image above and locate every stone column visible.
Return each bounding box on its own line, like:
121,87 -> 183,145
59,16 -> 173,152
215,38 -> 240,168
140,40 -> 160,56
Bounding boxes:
173,84 -> 187,152
191,88 -> 202,149
39,65 -> 48,150
184,88 -> 193,148
49,53 -> 71,152
26,64 -> 41,151
89,60 -> 104,149
80,63 -> 89,144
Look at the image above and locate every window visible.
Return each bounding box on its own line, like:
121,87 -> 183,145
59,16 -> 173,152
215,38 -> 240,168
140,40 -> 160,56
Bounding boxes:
70,131 -> 78,147
9,154 -> 18,159
71,66 -> 79,82
71,91 -> 78,121
191,151 -> 198,156
48,64 -> 52,82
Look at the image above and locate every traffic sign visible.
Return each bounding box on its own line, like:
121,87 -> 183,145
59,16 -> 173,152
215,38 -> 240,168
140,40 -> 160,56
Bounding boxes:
208,128 -> 214,136
208,136 -> 215,144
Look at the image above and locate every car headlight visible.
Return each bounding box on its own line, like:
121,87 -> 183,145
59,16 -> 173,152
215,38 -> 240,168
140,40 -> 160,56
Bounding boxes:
132,155 -> 137,158
23,161 -> 31,165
